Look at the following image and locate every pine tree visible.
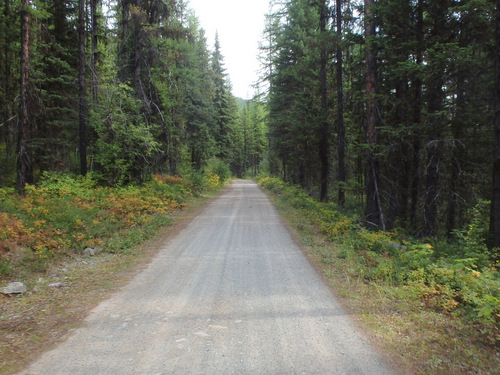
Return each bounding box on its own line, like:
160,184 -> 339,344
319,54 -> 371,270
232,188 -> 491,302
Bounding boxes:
491,0 -> 500,250
364,0 -> 385,230
211,33 -> 234,162
17,0 -> 32,192
78,0 -> 87,176
183,22 -> 216,170
319,0 -> 330,202
336,0 -> 346,207
248,100 -> 268,176
30,0 -> 79,172
90,0 -> 100,102
267,0 -> 323,189
0,0 -> 18,183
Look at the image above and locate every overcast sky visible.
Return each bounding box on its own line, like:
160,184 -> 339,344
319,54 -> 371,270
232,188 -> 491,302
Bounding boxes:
187,0 -> 270,99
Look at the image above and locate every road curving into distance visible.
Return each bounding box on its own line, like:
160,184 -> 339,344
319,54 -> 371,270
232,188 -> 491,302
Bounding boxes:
19,180 -> 394,375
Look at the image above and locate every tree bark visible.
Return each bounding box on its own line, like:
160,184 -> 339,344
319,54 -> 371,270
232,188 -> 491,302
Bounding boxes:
1,0 -> 11,184
490,0 -> 500,251
337,0 -> 346,207
319,0 -> 329,202
16,0 -> 32,193
410,0 -> 423,230
91,0 -> 99,102
422,1 -> 448,237
78,0 -> 87,176
364,0 -> 384,230
447,64 -> 466,236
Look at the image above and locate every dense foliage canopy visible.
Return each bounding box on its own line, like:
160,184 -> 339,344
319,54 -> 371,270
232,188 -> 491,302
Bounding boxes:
261,0 -> 500,248
0,0 -> 267,188
2,0 -> 500,248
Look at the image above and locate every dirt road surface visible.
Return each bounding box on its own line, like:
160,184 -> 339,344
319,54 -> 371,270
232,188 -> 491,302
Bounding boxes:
18,180 -> 393,375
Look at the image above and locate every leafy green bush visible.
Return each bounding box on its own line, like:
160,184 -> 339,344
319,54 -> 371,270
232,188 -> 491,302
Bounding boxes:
205,157 -> 231,183
257,176 -> 286,194
448,201 -> 493,268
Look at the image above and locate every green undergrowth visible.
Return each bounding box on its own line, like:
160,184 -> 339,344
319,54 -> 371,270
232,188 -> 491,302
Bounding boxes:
0,170 -> 226,375
258,176 -> 499,374
0,170 -> 225,279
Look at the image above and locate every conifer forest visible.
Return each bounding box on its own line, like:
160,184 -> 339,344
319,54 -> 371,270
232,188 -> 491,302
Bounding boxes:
1,0 -> 500,246
1,1 -> 500,370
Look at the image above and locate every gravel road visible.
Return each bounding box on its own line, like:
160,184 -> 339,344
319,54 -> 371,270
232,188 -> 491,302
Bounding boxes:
19,180 -> 393,375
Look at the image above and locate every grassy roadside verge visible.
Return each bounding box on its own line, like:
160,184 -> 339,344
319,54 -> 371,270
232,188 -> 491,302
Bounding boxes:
0,173 -> 225,375
258,177 -> 499,375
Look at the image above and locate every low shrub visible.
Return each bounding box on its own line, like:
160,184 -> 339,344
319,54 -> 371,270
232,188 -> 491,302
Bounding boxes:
258,177 -> 500,339
204,157 -> 231,183
0,172 -> 218,277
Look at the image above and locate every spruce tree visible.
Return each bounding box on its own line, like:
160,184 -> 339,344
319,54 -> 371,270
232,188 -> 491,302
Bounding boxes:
319,0 -> 330,202
211,33 -> 234,162
336,0 -> 346,207
17,0 -> 32,192
183,22 -> 216,170
78,0 -> 87,176
491,0 -> 500,250
267,0 -> 323,189
364,0 -> 385,230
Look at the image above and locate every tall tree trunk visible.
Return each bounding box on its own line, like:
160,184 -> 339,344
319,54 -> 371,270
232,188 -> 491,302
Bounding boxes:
1,0 -> 9,184
394,79 -> 410,227
490,0 -> 500,251
91,0 -> 99,102
134,0 -> 143,105
447,65 -> 466,236
4,0 -> 15,161
422,1 -> 447,237
410,0 -> 423,230
16,0 -> 32,193
390,2 -> 412,229
78,0 -> 87,176
364,0 -> 384,230
337,0 -> 346,207
319,0 -> 329,202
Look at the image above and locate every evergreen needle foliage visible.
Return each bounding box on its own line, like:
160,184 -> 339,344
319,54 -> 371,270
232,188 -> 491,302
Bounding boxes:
0,0 -> 268,188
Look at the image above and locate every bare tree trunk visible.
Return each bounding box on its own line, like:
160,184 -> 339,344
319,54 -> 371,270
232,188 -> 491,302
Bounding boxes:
446,72 -> 466,236
364,0 -> 384,230
16,0 -> 32,193
5,0 -> 15,161
91,0 -> 99,102
336,0 -> 346,207
319,0 -> 329,202
422,1 -> 447,237
410,0 -> 423,230
133,0 -> 145,109
490,0 -> 500,252
78,0 -> 87,176
1,0 -> 10,185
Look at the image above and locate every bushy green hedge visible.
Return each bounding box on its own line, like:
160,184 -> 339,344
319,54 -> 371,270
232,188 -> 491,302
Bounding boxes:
258,177 -> 500,336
